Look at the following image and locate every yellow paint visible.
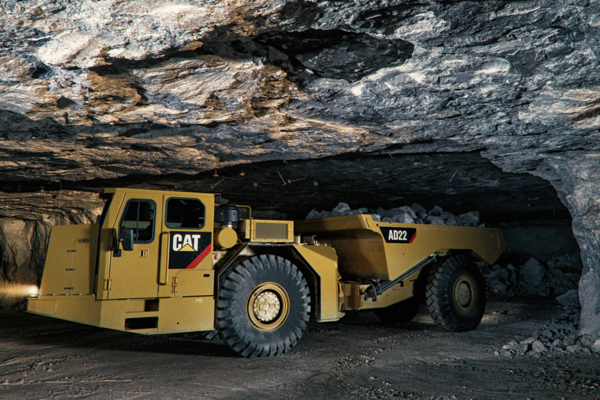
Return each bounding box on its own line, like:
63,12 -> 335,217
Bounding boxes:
27,295 -> 215,334
95,191 -> 124,300
293,244 -> 345,322
295,214 -> 506,280
214,227 -> 237,249
39,224 -> 100,296
106,191 -> 162,299
30,188 -> 218,334
158,297 -> 215,333
158,232 -> 169,285
169,270 -> 214,297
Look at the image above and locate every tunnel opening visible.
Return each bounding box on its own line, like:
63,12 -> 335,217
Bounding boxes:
0,151 -> 579,306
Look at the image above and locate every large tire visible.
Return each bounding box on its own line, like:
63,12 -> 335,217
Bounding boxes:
216,255 -> 310,357
373,296 -> 421,323
426,255 -> 486,332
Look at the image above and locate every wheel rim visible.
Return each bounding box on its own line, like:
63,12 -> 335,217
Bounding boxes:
453,276 -> 476,313
247,282 -> 290,332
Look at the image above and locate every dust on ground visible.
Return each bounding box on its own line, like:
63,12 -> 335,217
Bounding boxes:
0,299 -> 597,399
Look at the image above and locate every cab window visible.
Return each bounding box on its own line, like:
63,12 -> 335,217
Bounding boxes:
120,200 -> 156,243
165,198 -> 205,229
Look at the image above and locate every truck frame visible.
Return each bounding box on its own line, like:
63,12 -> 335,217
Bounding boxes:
27,188 -> 506,357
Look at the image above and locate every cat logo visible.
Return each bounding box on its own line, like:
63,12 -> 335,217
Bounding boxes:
169,232 -> 212,269
172,234 -> 203,252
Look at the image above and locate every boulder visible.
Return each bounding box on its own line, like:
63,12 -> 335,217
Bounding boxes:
428,206 -> 444,218
531,340 -> 547,354
556,289 -> 580,308
331,202 -> 351,216
459,211 -> 480,227
442,211 -> 463,226
410,204 -> 428,219
305,209 -> 321,220
390,213 -> 415,224
521,258 -> 546,287
425,216 -> 445,225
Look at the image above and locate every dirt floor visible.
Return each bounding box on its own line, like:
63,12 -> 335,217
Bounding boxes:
0,299 -> 598,400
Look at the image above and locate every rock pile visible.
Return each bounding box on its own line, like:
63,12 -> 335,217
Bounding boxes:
498,308 -> 600,358
481,254 -> 582,298
306,202 -> 482,227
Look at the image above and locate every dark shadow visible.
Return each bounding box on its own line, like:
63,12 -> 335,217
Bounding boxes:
254,29 -> 414,83
0,310 -> 239,358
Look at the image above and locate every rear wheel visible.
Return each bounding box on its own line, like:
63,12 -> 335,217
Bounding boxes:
426,255 -> 486,332
216,255 -> 310,357
373,296 -> 421,323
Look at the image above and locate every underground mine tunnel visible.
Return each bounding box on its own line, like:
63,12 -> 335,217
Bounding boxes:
0,151 -> 582,322
1,0 -> 600,398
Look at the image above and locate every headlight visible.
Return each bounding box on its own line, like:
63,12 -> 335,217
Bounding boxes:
28,286 -> 39,297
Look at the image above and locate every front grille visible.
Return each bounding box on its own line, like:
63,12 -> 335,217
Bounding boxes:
255,222 -> 289,240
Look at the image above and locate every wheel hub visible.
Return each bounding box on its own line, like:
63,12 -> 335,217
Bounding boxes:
247,282 -> 290,332
253,291 -> 281,322
456,282 -> 471,306
454,276 -> 476,313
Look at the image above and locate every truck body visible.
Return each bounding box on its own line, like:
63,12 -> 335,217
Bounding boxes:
27,188 -> 506,357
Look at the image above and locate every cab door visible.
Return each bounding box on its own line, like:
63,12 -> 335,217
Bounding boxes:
108,195 -> 161,299
158,195 -> 215,298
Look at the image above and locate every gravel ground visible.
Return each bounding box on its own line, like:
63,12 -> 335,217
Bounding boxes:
0,299 -> 597,400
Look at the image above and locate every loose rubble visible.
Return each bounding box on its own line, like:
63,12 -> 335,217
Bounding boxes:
306,202 -> 483,228
481,253 -> 582,298
497,308 -> 600,358
495,255 -> 589,359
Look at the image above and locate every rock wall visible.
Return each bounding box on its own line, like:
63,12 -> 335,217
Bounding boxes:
500,222 -> 579,264
1,1 -> 600,332
532,155 -> 600,335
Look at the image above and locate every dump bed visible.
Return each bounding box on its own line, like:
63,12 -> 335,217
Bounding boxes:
295,214 -> 505,281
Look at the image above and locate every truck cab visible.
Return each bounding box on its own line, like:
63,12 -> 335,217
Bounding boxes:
98,189 -> 216,301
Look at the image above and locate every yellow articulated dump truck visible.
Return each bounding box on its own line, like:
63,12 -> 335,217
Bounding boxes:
28,188 -> 505,357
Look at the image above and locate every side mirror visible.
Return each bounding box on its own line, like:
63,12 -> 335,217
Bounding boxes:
120,229 -> 134,251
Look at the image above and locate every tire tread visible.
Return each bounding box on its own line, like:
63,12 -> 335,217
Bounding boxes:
216,255 -> 310,358
426,255 -> 486,332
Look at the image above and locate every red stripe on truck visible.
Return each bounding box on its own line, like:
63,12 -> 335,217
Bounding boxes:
408,231 -> 417,244
186,244 -> 212,269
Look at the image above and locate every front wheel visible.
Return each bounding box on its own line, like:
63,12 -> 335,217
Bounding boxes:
426,255 -> 486,332
216,255 -> 310,357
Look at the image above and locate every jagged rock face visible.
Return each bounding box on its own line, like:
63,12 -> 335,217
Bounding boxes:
1,1 -> 600,332
533,154 -> 600,335
3,1 -> 599,179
